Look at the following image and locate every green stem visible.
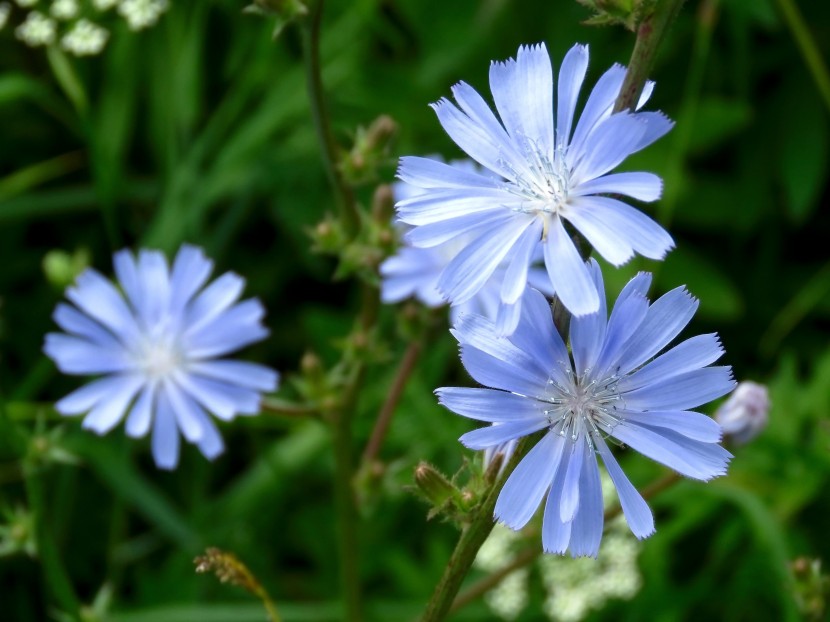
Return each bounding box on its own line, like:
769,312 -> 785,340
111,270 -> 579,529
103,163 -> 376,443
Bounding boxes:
614,0 -> 687,113
301,0 -> 360,236
776,0 -> 830,113
329,284 -> 378,622
24,464 -> 82,620
420,439 -> 528,622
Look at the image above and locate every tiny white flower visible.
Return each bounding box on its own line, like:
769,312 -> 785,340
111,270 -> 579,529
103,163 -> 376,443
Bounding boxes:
118,0 -> 168,30
0,3 -> 11,31
16,11 -> 57,47
50,0 -> 78,20
715,380 -> 770,444
62,18 -> 109,56
15,0 -> 38,8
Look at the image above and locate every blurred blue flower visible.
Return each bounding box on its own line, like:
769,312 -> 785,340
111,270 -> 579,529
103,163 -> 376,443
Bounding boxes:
397,43 -> 674,320
437,260 -> 734,556
381,159 -> 554,333
44,244 -> 279,470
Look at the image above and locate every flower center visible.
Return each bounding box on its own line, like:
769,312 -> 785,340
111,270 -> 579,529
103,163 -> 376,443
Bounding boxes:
542,367 -> 624,444
500,141 -> 571,216
134,328 -> 182,379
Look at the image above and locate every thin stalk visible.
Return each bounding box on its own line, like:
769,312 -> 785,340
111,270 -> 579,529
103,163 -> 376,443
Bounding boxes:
776,0 -> 830,113
613,0 -> 687,113
420,439 -> 528,622
24,464 -> 82,619
261,398 -> 319,417
301,0 -> 360,236
451,472 -> 683,614
360,339 -> 423,467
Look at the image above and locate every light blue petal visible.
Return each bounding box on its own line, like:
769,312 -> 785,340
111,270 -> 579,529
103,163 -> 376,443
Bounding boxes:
438,216 -> 536,304
135,249 -> 171,327
458,344 -> 545,396
194,412 -> 225,460
568,442 -> 603,558
593,294 -> 649,378
542,445 -> 572,554
112,249 -> 141,310
559,435 -> 587,522
187,360 -> 279,392
568,64 -> 626,158
185,299 -> 269,359
44,333 -> 132,375
511,288 -> 569,384
556,44 -> 589,150
451,81 -> 532,177
453,313 -> 550,383
571,172 -> 663,202
570,113 -> 647,184
397,188 -> 512,227
619,410 -> 722,443
403,211 -> 507,248
80,374 -> 144,434
610,421 -> 730,480
152,390 -> 180,470
436,387 -> 547,422
397,156 -> 501,190
567,196 -> 674,262
595,437 -> 654,539
495,431 -> 563,529
494,297 -> 522,336
544,216 -> 599,316
125,382 -> 157,438
637,80 -> 655,109
512,44 -> 555,162
55,374 -> 135,415
619,333 -> 724,392
622,367 -> 736,411
616,286 -> 698,374
169,244 -> 213,315
52,303 -> 122,348
161,379 -> 205,442
430,98 -> 521,182
460,418 -> 548,449
66,269 -> 141,343
569,258 -> 607,377
184,271 -> 246,335
174,371 -> 261,421
500,218 -> 544,304
631,111 -> 674,152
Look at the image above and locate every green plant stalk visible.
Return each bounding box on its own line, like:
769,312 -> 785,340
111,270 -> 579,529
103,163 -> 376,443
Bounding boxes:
301,0 -> 360,237
24,464 -> 82,620
776,0 -> 830,113
613,0 -> 687,113
419,439 -> 528,622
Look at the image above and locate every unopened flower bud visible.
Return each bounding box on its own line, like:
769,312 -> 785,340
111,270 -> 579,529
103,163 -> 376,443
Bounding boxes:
414,461 -> 458,509
715,381 -> 770,445
483,437 -> 518,478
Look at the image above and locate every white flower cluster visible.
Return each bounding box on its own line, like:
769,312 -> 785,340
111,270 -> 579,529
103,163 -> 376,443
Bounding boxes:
474,525 -> 529,621
473,473 -> 643,621
9,0 -> 170,56
118,0 -> 167,30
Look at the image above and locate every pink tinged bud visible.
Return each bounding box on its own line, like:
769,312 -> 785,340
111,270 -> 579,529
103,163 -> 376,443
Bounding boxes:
715,381 -> 770,445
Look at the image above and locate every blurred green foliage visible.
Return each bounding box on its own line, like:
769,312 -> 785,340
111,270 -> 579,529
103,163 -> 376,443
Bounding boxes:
1,0 -> 829,620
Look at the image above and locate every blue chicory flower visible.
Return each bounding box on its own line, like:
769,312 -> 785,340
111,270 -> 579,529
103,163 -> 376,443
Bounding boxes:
397,43 -> 674,323
381,158 -> 554,333
44,244 -> 279,469
436,260 -> 734,556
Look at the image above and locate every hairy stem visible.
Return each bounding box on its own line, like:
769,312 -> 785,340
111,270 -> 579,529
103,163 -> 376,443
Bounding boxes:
614,0 -> 687,113
301,0 -> 360,236
420,439 -> 528,622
